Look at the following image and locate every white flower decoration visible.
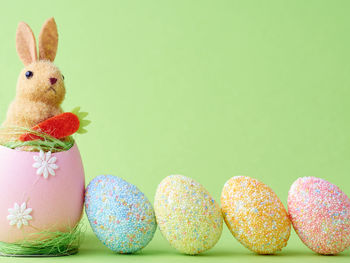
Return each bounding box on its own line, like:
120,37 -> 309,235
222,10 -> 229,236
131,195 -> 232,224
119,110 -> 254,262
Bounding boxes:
7,202 -> 33,229
33,150 -> 58,179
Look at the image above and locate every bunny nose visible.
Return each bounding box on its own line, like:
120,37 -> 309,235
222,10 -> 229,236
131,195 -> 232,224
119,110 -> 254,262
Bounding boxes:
50,78 -> 57,85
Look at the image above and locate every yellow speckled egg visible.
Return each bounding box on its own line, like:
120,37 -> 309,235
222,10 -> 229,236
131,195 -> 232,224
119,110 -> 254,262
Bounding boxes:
221,176 -> 291,254
154,175 -> 223,255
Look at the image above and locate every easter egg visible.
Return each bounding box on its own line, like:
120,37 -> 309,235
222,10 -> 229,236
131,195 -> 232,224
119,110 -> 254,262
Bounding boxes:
85,175 -> 157,254
288,177 -> 350,254
154,174 -> 223,255
221,176 -> 291,254
0,143 -> 85,243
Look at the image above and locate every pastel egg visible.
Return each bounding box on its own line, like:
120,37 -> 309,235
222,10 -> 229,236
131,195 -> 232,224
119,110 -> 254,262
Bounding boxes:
221,176 -> 291,254
154,174 -> 223,255
85,175 -> 157,253
0,143 -> 85,243
288,177 -> 350,254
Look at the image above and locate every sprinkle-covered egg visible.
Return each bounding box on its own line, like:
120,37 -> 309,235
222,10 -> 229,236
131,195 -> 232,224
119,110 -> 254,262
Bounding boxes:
221,176 -> 291,254
85,175 -> 157,253
288,177 -> 350,254
154,175 -> 223,255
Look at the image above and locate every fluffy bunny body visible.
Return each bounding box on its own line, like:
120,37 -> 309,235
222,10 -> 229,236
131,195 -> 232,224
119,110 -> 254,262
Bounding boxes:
1,18 -> 65,142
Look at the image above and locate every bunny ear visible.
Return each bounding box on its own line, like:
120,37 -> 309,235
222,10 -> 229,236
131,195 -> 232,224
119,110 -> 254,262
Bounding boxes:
38,17 -> 58,61
16,22 -> 37,66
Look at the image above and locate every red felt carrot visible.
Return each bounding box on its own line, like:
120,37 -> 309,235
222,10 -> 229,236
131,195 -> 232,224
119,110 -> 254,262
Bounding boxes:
19,112 -> 80,141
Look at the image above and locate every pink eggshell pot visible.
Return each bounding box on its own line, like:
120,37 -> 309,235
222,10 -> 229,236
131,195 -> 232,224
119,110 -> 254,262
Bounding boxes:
0,143 -> 85,243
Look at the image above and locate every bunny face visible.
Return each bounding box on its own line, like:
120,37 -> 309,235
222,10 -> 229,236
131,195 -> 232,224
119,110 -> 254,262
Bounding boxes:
17,60 -> 65,105
1,18 -> 66,132
14,17 -> 63,107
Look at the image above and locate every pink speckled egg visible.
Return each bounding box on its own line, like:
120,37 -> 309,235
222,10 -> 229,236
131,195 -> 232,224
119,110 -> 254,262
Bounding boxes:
288,177 -> 350,254
0,144 -> 85,243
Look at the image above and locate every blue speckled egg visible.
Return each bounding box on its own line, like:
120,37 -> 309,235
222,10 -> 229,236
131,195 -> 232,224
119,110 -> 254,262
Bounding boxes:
85,175 -> 157,253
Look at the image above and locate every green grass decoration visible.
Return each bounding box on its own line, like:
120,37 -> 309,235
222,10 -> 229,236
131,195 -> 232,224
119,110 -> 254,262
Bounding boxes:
0,127 -> 74,152
0,224 -> 84,257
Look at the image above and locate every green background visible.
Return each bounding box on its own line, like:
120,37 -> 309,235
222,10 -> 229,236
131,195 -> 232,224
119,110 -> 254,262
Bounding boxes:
0,0 -> 350,262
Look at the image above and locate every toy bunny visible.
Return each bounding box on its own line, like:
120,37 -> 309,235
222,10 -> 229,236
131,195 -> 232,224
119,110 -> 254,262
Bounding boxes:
0,18 -> 86,256
1,17 -> 65,142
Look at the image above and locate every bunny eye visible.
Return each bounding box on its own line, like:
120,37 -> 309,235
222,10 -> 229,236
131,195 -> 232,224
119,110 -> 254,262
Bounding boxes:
25,71 -> 33,79
62,75 -> 65,80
